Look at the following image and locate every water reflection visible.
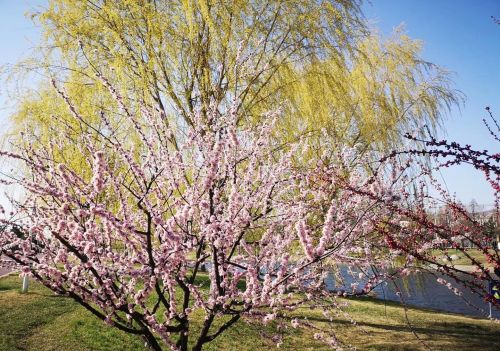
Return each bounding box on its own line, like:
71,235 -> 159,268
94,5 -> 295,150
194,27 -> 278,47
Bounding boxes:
325,268 -> 500,319
200,261 -> 499,318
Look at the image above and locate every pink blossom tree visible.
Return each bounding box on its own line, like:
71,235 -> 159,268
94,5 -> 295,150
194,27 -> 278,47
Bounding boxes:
0,60 -> 499,350
374,107 -> 500,303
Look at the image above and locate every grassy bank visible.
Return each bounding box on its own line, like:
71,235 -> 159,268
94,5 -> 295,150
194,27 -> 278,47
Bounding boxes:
430,249 -> 496,268
1,274 -> 500,351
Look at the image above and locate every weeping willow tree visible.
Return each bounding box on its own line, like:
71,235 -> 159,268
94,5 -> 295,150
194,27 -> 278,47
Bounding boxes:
272,31 -> 458,151
7,0 -> 459,161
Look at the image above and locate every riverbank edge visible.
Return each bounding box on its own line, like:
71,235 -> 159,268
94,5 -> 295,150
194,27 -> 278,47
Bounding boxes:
427,264 -> 499,276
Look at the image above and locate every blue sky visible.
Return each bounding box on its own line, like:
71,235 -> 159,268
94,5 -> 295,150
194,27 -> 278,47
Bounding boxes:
363,0 -> 500,208
0,0 -> 44,128
0,0 -> 499,207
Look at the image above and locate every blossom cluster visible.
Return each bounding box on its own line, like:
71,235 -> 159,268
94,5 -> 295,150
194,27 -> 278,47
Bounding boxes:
0,74 -> 498,350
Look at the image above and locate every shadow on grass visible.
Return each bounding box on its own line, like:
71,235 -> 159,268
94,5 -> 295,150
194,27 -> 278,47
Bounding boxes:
2,274 -> 500,351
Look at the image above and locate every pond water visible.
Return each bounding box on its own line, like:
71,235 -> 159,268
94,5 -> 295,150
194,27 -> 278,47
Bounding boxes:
325,268 -> 500,319
201,261 -> 499,318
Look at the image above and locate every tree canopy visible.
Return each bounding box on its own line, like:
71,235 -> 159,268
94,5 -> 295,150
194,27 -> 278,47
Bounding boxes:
8,0 -> 459,154
1,2 -> 498,351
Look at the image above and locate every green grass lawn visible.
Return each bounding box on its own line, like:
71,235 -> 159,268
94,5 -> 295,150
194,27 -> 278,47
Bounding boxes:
1,274 -> 500,351
430,248 -> 497,267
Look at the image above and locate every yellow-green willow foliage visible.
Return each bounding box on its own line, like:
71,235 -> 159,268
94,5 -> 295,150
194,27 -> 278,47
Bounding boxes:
9,70 -> 121,173
269,31 -> 459,151
7,0 -> 459,158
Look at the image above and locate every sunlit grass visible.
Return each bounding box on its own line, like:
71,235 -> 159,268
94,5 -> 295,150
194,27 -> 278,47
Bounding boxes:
1,274 -> 499,350
430,248 -> 496,267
